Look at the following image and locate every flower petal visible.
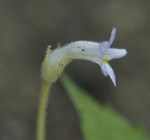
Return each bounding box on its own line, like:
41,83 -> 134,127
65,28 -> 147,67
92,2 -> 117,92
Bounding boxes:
99,27 -> 116,54
101,63 -> 108,76
108,27 -> 116,48
105,48 -> 127,60
99,41 -> 109,54
103,63 -> 116,86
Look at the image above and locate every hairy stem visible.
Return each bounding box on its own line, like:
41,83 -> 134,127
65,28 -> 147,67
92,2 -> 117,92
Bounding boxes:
37,80 -> 51,140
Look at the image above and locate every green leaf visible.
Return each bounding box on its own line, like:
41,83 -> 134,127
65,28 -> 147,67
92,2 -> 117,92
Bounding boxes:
60,74 -> 149,140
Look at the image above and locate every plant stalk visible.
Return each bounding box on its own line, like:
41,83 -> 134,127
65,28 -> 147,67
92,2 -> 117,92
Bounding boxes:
36,80 -> 51,140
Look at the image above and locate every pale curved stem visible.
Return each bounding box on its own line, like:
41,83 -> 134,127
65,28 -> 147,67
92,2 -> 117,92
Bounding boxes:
36,80 -> 52,140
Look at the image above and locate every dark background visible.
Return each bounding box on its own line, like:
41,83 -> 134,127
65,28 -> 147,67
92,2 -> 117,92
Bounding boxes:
0,0 -> 150,140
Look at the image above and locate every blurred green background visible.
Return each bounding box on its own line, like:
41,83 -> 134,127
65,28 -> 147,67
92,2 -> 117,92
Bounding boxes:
0,0 -> 150,140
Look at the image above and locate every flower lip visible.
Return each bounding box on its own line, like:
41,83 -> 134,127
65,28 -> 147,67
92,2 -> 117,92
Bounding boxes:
105,48 -> 127,61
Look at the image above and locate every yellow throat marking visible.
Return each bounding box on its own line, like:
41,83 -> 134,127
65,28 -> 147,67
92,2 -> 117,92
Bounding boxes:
102,58 -> 109,64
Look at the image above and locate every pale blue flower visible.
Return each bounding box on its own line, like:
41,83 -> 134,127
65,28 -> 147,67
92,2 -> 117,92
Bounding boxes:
42,27 -> 127,86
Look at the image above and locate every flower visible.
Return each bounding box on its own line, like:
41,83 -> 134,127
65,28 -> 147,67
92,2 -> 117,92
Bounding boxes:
41,27 -> 127,86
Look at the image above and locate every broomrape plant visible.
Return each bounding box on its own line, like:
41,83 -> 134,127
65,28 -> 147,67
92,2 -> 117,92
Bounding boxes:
37,27 -> 127,140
